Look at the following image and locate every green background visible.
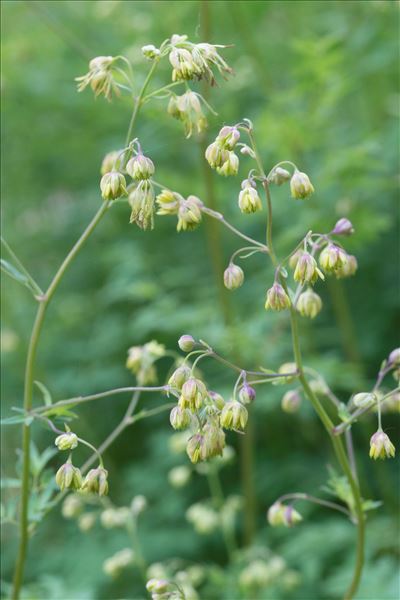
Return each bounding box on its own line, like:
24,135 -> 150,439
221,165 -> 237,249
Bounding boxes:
1,1 -> 399,599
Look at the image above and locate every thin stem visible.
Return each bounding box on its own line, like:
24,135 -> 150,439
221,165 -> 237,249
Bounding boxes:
125,59 -> 159,146
201,206 -> 268,250
333,388 -> 399,436
142,81 -> 184,101
1,237 -> 44,296
277,492 -> 352,518
207,467 -> 237,561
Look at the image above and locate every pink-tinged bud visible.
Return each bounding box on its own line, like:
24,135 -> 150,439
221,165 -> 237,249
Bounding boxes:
180,377 -> 207,411
319,243 -> 348,273
224,263 -> 244,290
335,255 -> 358,279
82,467 -> 109,496
170,405 -> 191,430
369,429 -> 395,460
178,334 -> 196,352
126,153 -> 155,180
332,218 -> 354,236
55,461 -> 82,491
216,126 -> 240,150
208,390 -> 225,410
388,348 -> 400,366
239,384 -> 256,404
281,390 -> 302,413
265,283 -> 291,311
293,251 -> 324,285
186,433 -> 206,463
168,364 -> 191,390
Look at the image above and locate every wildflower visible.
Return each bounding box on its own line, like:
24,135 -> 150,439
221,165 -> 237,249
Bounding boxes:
178,334 -> 196,352
208,390 -> 225,410
169,47 -> 201,81
281,390 -> 302,413
293,252 -> 324,285
203,420 -> 226,457
369,429 -> 395,460
100,171 -> 127,201
220,400 -> 248,431
103,548 -> 135,578
61,494 -> 83,519
224,263 -> 244,290
269,166 -> 291,185
55,460 -> 82,491
168,364 -> 192,390
129,180 -> 155,230
389,348 -> 400,366
192,42 -> 233,83
180,377 -> 207,411
267,502 -> 302,527
335,255 -> 358,279
289,249 -> 303,270
332,218 -> 354,236
55,431 -> 78,451
177,195 -> 203,231
142,44 -> 160,60
290,170 -> 314,199
126,340 -> 165,385
168,465 -> 191,488
238,384 -> 256,404
238,180 -> 262,214
297,289 -> 322,319
82,467 -> 109,496
156,189 -> 180,215
170,405 -> 192,430
319,243 -> 348,273
168,91 -> 207,137
265,283 -> 291,311
186,433 -> 207,463
216,126 -> 240,150
267,502 -> 284,526
216,151 -> 239,176
126,153 -> 155,180
353,393 -> 376,408
205,142 -> 228,168
76,55 -> 120,101
101,150 -> 124,175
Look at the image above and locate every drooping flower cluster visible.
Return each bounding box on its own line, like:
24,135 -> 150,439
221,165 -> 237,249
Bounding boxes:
205,126 -> 241,176
156,189 -> 204,232
168,34 -> 233,84
75,56 -> 122,101
168,91 -> 208,138
126,340 -> 166,385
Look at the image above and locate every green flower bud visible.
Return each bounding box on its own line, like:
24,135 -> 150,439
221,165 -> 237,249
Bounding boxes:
205,142 -> 228,168
186,433 -> 207,463
55,431 -> 78,451
269,166 -> 291,185
267,502 -> 284,526
238,181 -> 262,214
238,384 -> 256,404
129,180 -> 155,230
216,151 -> 239,176
82,466 -> 109,496
180,377 -> 207,411
224,263 -> 244,290
170,405 -> 192,430
290,170 -> 315,199
203,420 -> 226,457
208,390 -> 225,410
177,195 -> 203,231
319,244 -> 348,273
55,460 -> 82,491
297,289 -> 322,319
216,126 -> 240,150
334,254 -> 358,279
265,283 -> 291,311
156,189 -> 180,215
220,401 -> 248,431
369,429 -> 395,460
101,150 -> 123,175
293,252 -> 324,285
289,249 -> 303,270
353,392 -> 376,408
126,153 -> 155,180
168,465 -> 191,488
178,334 -> 196,352
168,364 -> 192,390
267,502 -> 302,527
169,47 -> 200,81
100,171 -> 127,200
389,348 -> 400,366
141,44 -> 161,60
281,390 -> 302,413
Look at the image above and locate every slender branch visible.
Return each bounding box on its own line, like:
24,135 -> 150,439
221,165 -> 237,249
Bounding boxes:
333,388 -> 399,436
201,206 -> 268,250
277,492 -> 352,518
125,59 -> 159,145
1,237 -> 44,296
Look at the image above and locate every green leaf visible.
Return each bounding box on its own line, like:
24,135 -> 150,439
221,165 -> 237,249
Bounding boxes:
0,258 -> 30,285
1,414 -> 33,426
34,380 -> 53,406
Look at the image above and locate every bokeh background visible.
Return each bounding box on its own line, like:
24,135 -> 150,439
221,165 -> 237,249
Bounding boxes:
1,1 -> 399,599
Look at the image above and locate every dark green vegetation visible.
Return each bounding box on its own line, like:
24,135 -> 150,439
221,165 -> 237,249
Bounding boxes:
1,1 -> 399,599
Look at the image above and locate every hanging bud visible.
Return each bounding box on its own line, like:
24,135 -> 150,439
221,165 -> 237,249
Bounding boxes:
180,377 -> 208,411
205,142 -> 229,169
216,126 -> 240,150
297,289 -> 322,319
269,166 -> 291,186
267,502 -> 284,526
265,283 -> 291,311
126,153 -> 155,180
55,460 -> 82,491
319,244 -> 348,273
224,263 -> 244,290
142,44 -> 161,60
178,334 -> 196,352
293,252 -> 324,285
186,433 -> 207,464
369,429 -> 395,460
101,150 -> 123,176
331,218 -> 354,236
172,91 -> 208,138
290,170 -> 314,199
239,384 -> 256,405
267,502 -> 302,527
100,171 -> 127,200
169,47 -> 200,81
55,431 -> 78,451
75,56 -> 120,101
177,196 -> 203,232
289,249 -> 303,270
281,390 -> 302,413
129,180 -> 155,230
388,348 -> 400,366
82,467 -> 109,496
203,420 -> 226,458
353,392 -> 376,408
168,364 -> 192,390
156,189 -> 180,215
282,505 -> 303,527
216,151 -> 239,176
238,181 -> 262,214
170,405 -> 192,430
220,401 -> 248,431
208,390 -> 225,410
335,255 -> 358,279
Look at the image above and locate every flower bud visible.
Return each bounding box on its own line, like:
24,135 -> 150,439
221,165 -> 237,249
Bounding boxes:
282,505 -> 303,527
126,153 -> 155,180
334,255 -> 358,279
205,142 -> 228,168
224,263 -> 244,290
146,578 -> 170,594
168,465 -> 191,488
369,429 -> 395,460
332,218 -> 354,236
353,392 -> 376,408
101,150 -> 123,176
220,401 -> 248,431
100,171 -> 127,200
178,334 -> 196,352
265,283 -> 291,311
290,170 -> 314,199
281,390 -> 302,413
55,461 -> 82,491
55,431 -> 78,451
319,244 -> 348,273
238,183 -> 262,214
170,405 -> 192,430
156,189 -> 180,215
239,384 -> 256,405
168,364 -> 192,390
103,548 -> 134,577
82,467 -> 109,496
389,348 -> 400,366
216,151 -> 239,176
61,494 -> 83,519
267,502 -> 302,527
297,289 -> 322,319
169,47 -> 199,81
78,512 -> 96,532
186,433 -> 207,463
293,252 -> 324,285
177,195 -> 203,232
129,180 -> 155,230
288,249 -> 303,270
216,126 -> 240,150
269,166 -> 291,186
208,390 -> 225,410
180,377 -> 207,411
142,44 -> 161,60
267,502 -> 284,526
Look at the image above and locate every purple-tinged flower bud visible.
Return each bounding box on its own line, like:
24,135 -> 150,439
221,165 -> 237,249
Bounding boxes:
55,460 -> 82,491
220,401 -> 248,431
216,151 -> 239,176
170,405 -> 191,430
293,252 -> 324,285
297,289 -> 322,319
180,377 -> 207,411
178,334 -> 196,352
146,578 -> 170,594
282,505 -> 303,527
100,171 -> 127,200
332,218 -> 354,236
216,126 -> 240,150
281,390 -> 302,413
168,364 -> 191,390
55,431 -> 78,451
141,45 -> 161,60
238,183 -> 262,214
186,433 -> 206,463
388,348 -> 400,366
265,283 -> 291,311
269,166 -> 291,186
319,244 -> 348,273
369,429 -> 395,460
239,384 -> 256,405
267,502 -> 284,526
208,390 -> 225,410
290,170 -> 314,199
82,467 -> 109,496
126,153 -> 155,180
224,263 -> 244,290
335,255 -> 358,279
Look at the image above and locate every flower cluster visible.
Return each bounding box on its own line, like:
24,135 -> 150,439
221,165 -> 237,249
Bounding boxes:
205,126 -> 240,176
156,190 -> 204,232
168,34 -> 233,84
126,340 -> 166,384
168,90 -> 207,138
75,56 -> 121,101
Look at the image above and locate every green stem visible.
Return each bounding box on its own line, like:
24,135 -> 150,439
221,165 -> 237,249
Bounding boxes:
207,467 -> 237,561
125,59 -> 159,146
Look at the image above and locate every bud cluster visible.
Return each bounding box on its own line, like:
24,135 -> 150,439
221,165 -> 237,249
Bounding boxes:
126,340 -> 166,385
265,283 -> 291,312
168,90 -> 207,138
168,35 -> 233,84
75,56 -> 120,101
205,126 -> 240,176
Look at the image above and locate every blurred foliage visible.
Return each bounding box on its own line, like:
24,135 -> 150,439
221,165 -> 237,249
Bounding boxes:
1,1 -> 399,599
